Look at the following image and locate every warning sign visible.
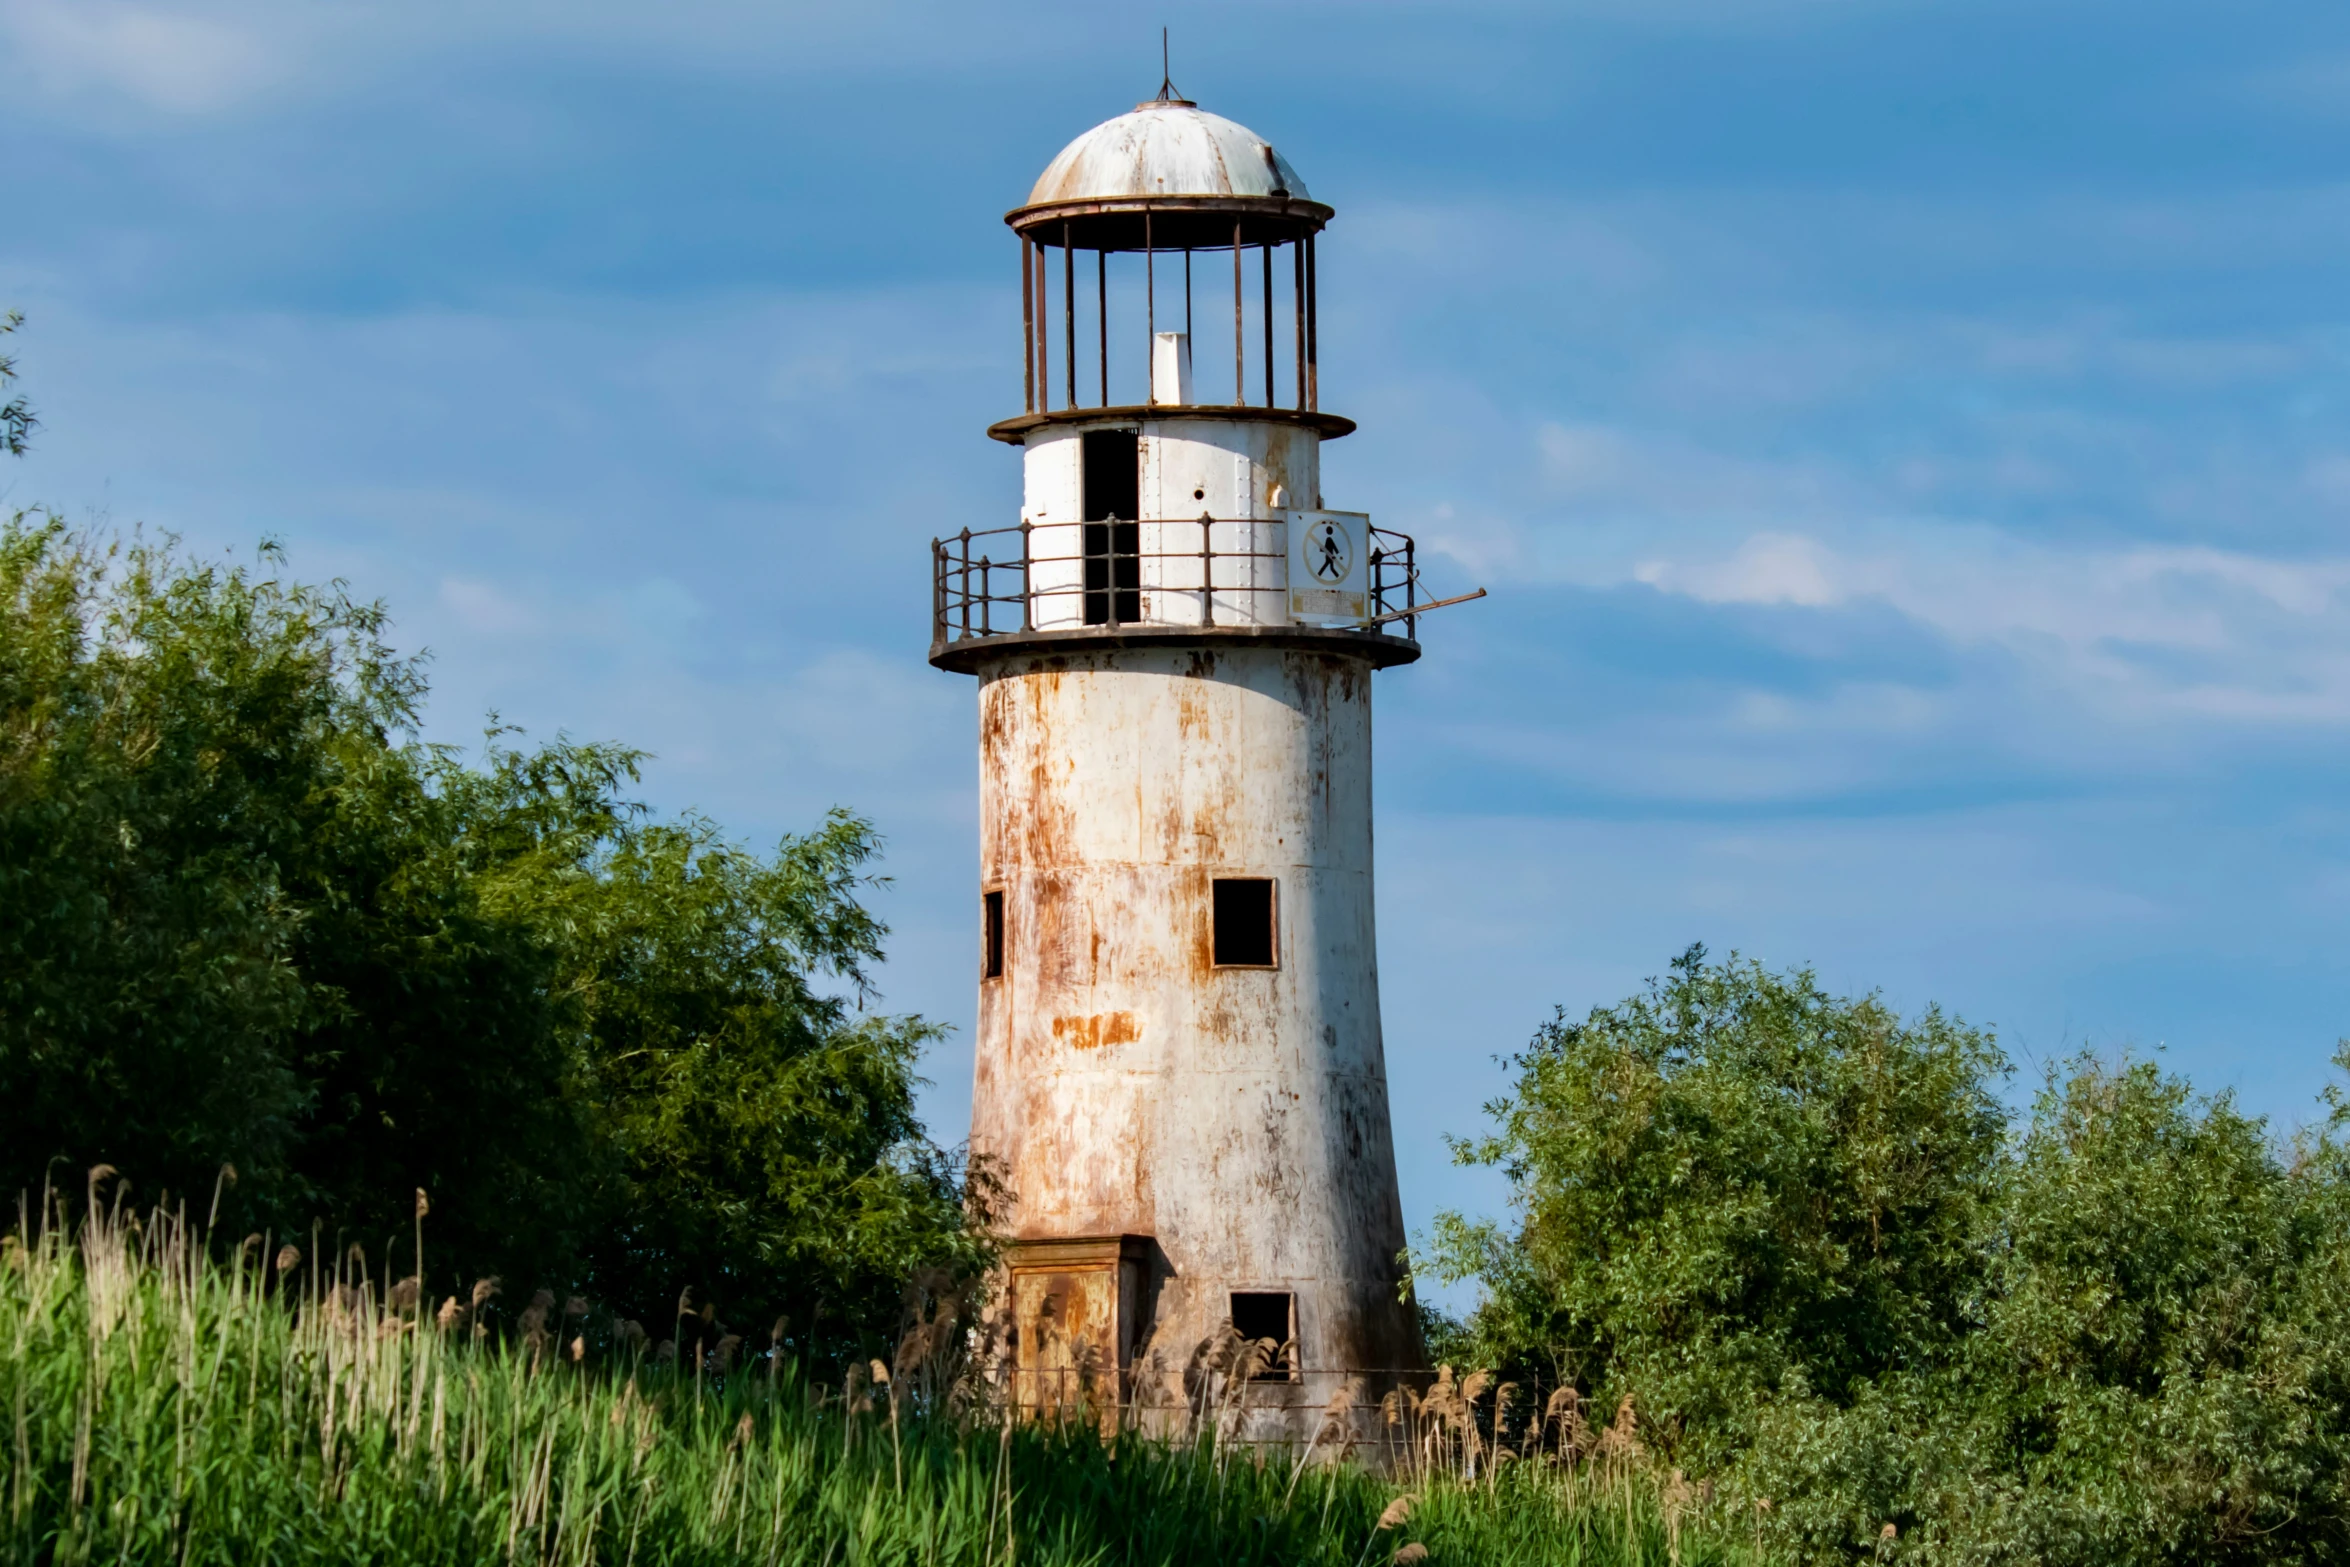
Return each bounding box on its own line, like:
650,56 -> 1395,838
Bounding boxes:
1286,510 -> 1370,626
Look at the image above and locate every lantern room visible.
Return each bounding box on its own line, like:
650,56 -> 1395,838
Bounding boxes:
997,87 -> 1337,427
931,87 -> 1437,660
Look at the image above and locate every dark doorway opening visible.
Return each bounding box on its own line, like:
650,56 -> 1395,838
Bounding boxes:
1081,429 -> 1140,625
982,889 -> 1005,980
1211,878 -> 1277,967
1229,1291 -> 1296,1380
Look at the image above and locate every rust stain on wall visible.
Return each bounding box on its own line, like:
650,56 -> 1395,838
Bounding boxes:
1175,683 -> 1211,742
1052,1011 -> 1142,1050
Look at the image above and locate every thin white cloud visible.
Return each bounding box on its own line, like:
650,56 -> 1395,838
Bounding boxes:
437,575 -> 545,636
0,0 -> 285,112
1633,532 -> 1849,608
1620,527 -> 2350,725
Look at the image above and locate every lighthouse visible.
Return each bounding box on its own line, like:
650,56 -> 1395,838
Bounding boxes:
931,84 -> 1433,1447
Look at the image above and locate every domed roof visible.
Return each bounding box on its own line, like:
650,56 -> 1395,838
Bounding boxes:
1026,99 -> 1311,208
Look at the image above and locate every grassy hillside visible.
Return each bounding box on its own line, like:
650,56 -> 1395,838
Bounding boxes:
0,1186 -> 1760,1567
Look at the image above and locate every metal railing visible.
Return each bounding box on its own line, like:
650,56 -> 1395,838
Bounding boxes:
931,516 -> 1423,649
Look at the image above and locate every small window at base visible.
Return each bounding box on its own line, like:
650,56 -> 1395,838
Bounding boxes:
982,890 -> 1005,979
1211,878 -> 1276,967
1228,1291 -> 1295,1380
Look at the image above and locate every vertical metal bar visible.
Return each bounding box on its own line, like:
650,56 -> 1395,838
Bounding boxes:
1202,516 -> 1217,627
1292,237 -> 1305,411
1305,232 -> 1318,412
1021,240 -> 1034,414
1145,212 -> 1155,404
1262,241 -> 1275,408
1407,536 -> 1418,639
1036,239 -> 1050,410
1184,248 -> 1192,343
957,528 -> 972,639
1063,225 -> 1075,410
1233,221 -> 1245,407
1020,517 -> 1034,632
1097,249 -> 1108,407
980,556 -> 992,636
931,537 -> 944,643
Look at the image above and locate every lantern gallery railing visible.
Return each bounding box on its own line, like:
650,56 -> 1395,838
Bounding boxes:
930,517 -> 1425,649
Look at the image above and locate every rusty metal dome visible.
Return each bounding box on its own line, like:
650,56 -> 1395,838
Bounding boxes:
1030,99 -> 1311,205
1010,100 -> 1330,251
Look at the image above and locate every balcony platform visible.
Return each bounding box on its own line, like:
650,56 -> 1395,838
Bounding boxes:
987,404 -> 1356,446
928,620 -> 1422,675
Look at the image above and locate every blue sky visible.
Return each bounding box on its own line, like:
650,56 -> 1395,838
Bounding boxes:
8,0 -> 2350,1296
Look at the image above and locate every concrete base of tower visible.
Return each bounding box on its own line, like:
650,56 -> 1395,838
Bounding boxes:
985,1231 -> 1432,1463
966,639 -> 1428,1450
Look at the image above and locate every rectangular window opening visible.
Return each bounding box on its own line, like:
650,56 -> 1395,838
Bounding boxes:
1228,1291 -> 1295,1381
1211,877 -> 1276,968
1081,429 -> 1140,625
982,890 -> 1005,980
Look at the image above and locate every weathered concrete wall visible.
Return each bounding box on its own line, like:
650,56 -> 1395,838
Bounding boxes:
971,641 -> 1423,1427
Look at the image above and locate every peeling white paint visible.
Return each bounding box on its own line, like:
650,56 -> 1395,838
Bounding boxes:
1027,100 -> 1309,208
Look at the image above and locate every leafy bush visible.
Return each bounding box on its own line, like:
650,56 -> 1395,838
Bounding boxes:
1438,949 -> 2350,1564
1429,946 -> 2008,1460
1740,1058 -> 2350,1565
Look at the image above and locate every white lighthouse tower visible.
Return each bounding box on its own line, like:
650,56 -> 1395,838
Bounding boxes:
931,84 -> 1435,1446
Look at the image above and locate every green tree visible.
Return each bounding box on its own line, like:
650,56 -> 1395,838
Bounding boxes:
0,517 -> 980,1354
1429,946 -> 2009,1457
268,731 -> 623,1291
0,520 -> 604,1270
1,524 -> 377,1204
1964,1058 -> 2332,1562
1440,944 -> 2350,1564
1741,1055 -> 2350,1565
501,803 -> 984,1357
0,311 -> 33,456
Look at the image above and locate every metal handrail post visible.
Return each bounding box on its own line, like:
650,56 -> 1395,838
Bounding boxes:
957,528 -> 973,641
1201,517 -> 1214,627
1019,517 -> 1034,633
1406,537 -> 1418,639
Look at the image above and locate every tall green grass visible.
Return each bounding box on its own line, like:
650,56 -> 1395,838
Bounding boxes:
0,1189 -> 1761,1566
